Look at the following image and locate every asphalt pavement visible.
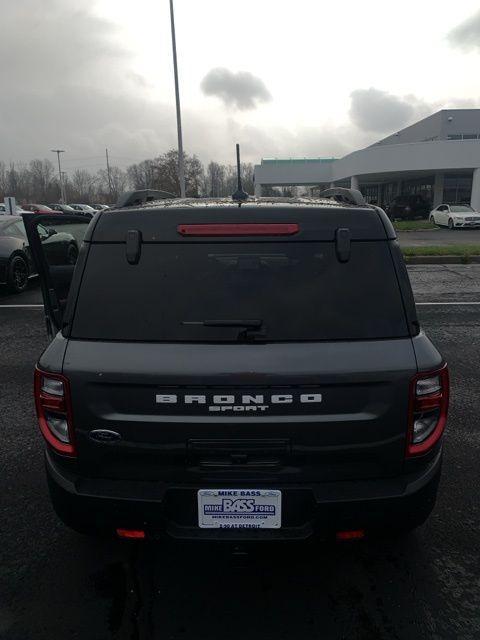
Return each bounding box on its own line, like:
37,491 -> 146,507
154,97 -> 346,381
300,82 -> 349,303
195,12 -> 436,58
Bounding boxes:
1,272 -> 480,640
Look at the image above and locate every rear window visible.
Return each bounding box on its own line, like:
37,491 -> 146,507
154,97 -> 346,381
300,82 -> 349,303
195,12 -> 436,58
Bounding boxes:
71,241 -> 408,342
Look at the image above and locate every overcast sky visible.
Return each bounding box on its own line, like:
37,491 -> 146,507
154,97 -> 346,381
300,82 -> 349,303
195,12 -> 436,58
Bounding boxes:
1,0 -> 480,172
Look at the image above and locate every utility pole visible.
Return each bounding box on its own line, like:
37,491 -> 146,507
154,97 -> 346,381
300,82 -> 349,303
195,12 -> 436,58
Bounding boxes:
51,149 -> 66,203
105,147 -> 113,201
61,172 -> 67,203
169,0 -> 186,198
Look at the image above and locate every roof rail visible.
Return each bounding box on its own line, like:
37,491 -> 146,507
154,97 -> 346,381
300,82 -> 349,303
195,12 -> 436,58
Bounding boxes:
115,189 -> 176,208
318,187 -> 366,206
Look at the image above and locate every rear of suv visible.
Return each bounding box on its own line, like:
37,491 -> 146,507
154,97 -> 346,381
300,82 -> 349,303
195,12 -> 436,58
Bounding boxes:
24,196 -> 449,541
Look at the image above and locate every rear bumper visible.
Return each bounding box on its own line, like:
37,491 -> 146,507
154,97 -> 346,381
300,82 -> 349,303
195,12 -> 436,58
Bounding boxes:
45,449 -> 442,541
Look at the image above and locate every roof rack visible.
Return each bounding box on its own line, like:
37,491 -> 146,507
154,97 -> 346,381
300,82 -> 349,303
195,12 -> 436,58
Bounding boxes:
115,189 -> 177,209
318,187 -> 366,206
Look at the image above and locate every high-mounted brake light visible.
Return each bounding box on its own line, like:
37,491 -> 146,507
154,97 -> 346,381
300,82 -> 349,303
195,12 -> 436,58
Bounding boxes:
177,223 -> 299,236
336,529 -> 365,541
116,528 -> 146,539
407,364 -> 449,457
34,367 -> 76,456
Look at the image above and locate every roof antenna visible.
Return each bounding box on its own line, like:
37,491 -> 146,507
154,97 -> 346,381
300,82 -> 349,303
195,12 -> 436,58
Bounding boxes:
231,143 -> 249,206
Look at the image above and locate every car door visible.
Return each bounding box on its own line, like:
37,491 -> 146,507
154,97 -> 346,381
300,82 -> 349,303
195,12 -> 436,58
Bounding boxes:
22,213 -> 92,338
443,205 -> 451,225
436,205 -> 448,225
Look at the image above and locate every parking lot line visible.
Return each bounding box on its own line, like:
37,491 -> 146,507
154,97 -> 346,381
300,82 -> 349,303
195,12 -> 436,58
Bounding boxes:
0,304 -> 44,308
1,302 -> 480,310
415,302 -> 480,306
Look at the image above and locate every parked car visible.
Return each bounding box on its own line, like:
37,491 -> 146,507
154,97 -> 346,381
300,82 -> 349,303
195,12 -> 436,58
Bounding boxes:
68,204 -> 96,217
0,215 -> 78,293
48,204 -> 78,214
386,194 -> 431,220
429,204 -> 480,229
22,204 -> 56,214
92,204 -> 110,210
24,195 -> 448,540
0,204 -> 29,214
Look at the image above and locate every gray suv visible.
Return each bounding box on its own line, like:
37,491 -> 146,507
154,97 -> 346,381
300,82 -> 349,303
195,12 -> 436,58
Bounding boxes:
23,195 -> 449,541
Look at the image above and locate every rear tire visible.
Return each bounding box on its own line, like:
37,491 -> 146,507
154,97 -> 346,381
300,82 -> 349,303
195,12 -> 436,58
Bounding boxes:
7,254 -> 29,293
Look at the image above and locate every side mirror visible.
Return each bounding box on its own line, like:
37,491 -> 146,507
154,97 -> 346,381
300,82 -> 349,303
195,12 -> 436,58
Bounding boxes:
47,227 -> 57,237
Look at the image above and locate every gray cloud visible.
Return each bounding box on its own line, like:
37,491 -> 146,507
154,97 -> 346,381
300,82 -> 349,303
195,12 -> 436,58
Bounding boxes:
1,2 -> 478,176
448,9 -> 480,51
201,68 -> 271,110
0,0 -> 186,169
349,88 -> 434,134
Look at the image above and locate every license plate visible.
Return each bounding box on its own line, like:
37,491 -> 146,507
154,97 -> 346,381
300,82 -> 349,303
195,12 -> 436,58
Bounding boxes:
197,489 -> 282,529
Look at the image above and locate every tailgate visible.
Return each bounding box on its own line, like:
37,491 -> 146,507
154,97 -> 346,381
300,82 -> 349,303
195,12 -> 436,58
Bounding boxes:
64,339 -> 416,483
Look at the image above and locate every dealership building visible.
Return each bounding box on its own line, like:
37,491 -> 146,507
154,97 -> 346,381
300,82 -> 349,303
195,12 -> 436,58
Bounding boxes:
253,109 -> 480,210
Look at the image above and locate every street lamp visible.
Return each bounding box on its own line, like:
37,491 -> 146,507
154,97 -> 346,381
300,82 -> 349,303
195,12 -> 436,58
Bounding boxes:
51,149 -> 66,203
169,0 -> 186,198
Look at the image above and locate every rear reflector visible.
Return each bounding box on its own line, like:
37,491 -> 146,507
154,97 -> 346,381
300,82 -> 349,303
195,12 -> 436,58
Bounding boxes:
116,528 -> 146,539
336,530 -> 365,541
177,223 -> 299,236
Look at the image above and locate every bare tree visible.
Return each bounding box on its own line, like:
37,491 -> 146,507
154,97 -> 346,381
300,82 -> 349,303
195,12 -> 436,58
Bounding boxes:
96,166 -> 128,203
0,162 -> 7,198
127,150 -> 204,197
207,162 -> 225,196
0,151 -> 262,205
127,159 -> 157,191
70,169 -> 97,202
29,159 -> 55,202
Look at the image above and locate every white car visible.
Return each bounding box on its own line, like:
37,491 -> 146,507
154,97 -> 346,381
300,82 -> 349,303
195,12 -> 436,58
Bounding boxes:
429,204 -> 480,229
0,204 -> 29,214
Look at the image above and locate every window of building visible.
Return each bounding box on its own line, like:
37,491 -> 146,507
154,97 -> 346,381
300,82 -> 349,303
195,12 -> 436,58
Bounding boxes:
401,176 -> 434,202
447,134 -> 479,140
362,184 -> 380,203
443,174 -> 473,204
382,183 -> 397,206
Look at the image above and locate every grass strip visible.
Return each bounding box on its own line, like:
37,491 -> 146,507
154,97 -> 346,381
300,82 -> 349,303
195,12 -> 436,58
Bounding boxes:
402,245 -> 480,262
394,220 -> 437,231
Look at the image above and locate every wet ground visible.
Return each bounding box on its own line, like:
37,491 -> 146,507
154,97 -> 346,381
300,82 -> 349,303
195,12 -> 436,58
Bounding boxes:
1,272 -> 480,639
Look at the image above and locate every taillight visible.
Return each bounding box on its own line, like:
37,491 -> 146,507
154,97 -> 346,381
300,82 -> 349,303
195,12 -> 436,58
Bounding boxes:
34,367 -> 76,456
407,364 -> 449,457
177,223 -> 299,236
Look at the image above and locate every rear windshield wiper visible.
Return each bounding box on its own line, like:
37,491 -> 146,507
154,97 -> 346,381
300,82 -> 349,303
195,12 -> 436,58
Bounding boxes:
182,319 -> 263,328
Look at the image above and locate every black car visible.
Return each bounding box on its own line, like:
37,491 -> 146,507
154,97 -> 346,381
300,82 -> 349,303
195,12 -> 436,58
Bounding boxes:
0,215 -> 79,293
386,194 -> 431,220
23,196 -> 448,541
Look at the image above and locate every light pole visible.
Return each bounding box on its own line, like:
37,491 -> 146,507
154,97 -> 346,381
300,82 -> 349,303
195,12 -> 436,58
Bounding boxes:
169,0 -> 186,198
61,172 -> 68,203
51,149 -> 66,203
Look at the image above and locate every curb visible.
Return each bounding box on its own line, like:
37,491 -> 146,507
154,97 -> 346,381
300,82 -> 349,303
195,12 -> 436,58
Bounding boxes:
396,228 -> 439,233
403,255 -> 480,265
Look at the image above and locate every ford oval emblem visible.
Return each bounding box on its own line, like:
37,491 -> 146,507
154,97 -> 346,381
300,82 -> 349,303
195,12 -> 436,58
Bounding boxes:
89,429 -> 122,443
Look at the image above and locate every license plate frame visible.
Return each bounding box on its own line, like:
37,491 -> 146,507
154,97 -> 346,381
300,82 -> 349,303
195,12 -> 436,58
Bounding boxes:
197,489 -> 282,529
